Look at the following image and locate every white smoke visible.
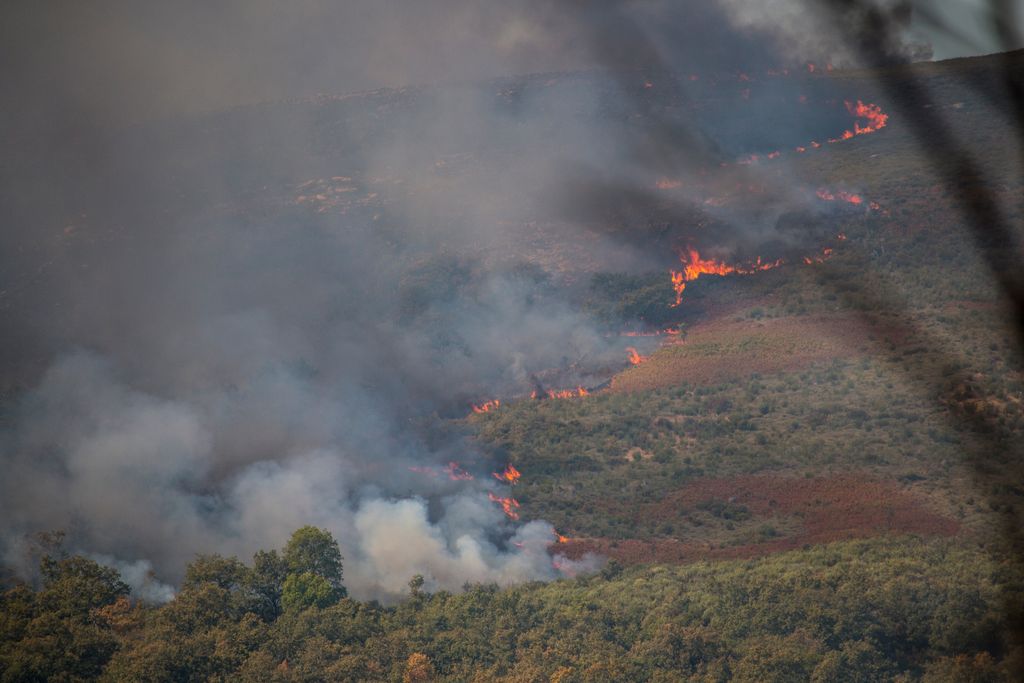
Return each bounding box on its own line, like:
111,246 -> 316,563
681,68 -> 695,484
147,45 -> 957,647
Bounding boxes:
0,352 -> 584,603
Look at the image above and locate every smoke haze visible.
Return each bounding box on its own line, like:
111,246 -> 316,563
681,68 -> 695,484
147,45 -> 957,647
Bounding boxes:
0,1 -> 930,601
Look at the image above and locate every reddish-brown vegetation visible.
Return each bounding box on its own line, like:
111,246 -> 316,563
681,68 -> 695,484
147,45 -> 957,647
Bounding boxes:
610,314 -> 903,392
558,474 -> 958,565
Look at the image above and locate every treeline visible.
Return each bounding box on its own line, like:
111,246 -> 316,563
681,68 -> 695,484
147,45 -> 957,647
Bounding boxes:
2,533 -> 1021,681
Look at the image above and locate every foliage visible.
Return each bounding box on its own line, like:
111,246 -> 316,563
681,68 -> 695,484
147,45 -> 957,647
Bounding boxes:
281,572 -> 341,612
3,535 -> 1021,681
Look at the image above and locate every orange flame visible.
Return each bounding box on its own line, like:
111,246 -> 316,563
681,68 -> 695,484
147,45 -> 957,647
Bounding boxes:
847,100 -> 888,133
488,492 -> 521,520
492,464 -> 522,485
670,248 -> 783,306
816,188 -> 862,205
445,462 -> 474,481
626,347 -> 645,365
803,246 -> 835,265
543,386 -> 589,399
471,399 -> 501,414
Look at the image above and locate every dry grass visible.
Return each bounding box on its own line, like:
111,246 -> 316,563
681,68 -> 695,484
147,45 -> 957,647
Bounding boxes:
609,313 -> 903,392
558,473 -> 958,565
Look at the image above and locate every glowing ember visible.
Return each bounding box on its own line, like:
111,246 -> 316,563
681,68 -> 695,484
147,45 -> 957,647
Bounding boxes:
492,464 -> 522,485
488,492 -> 521,520
816,188 -> 863,205
626,347 -> 645,365
803,247 -> 835,265
471,399 -> 501,414
445,462 -> 474,481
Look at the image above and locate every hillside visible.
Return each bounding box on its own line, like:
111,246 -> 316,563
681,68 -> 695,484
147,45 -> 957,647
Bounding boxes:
2,48 -> 1024,681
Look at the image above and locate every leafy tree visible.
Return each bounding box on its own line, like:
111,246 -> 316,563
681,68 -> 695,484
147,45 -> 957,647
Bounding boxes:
403,652 -> 435,682
183,553 -> 248,592
38,555 -> 130,621
0,551 -> 129,682
281,572 -> 339,612
282,526 -> 345,595
245,549 -> 289,622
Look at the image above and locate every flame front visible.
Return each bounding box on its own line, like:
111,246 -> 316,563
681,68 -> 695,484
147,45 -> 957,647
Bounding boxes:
444,461 -> 474,481
488,492 -> 521,520
670,248 -> 783,306
535,386 -> 589,400
471,399 -> 500,414
847,100 -> 888,134
816,188 -> 862,205
626,347 -> 645,365
492,464 -> 521,485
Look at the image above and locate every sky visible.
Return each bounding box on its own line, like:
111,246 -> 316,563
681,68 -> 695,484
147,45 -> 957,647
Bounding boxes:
911,0 -> 1022,60
1,0 -> 1018,129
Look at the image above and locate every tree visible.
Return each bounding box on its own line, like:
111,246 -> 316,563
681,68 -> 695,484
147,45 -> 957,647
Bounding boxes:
183,554 -> 248,591
403,652 -> 435,683
39,555 -> 130,620
0,552 -> 129,681
244,549 -> 289,622
282,526 -> 346,595
281,572 -> 339,612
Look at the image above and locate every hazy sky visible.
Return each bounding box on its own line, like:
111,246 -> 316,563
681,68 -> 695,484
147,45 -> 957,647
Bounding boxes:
912,0 -> 1023,59
2,0 -> 1018,128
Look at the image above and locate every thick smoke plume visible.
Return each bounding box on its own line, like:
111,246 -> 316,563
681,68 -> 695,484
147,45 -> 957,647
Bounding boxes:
0,1 -> 929,601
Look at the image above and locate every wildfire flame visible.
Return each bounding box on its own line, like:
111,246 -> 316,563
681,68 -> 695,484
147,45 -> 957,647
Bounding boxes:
488,492 -> 521,520
492,464 -> 521,485
471,399 -> 501,414
828,100 -> 888,143
816,188 -> 862,205
743,99 -> 888,163
626,347 -> 645,365
445,462 -> 474,481
847,100 -> 888,134
533,386 -> 589,400
670,247 -> 783,306
803,247 -> 835,265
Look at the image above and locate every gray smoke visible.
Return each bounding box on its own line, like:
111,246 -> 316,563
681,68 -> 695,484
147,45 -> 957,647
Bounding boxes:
0,1 -> 929,602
